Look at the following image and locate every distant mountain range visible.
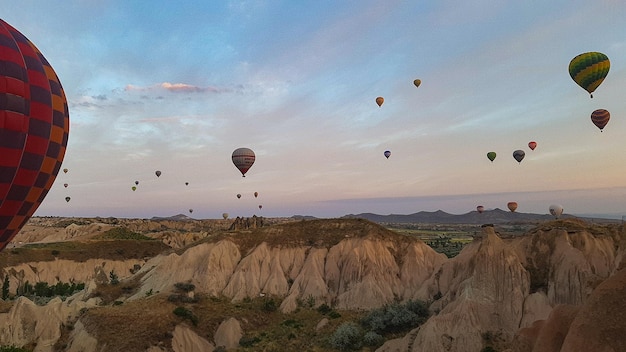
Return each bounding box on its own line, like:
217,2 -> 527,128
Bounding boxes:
338,208 -> 619,224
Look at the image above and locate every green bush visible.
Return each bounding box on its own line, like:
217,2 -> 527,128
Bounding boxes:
0,346 -> 31,352
317,303 -> 332,314
239,336 -> 261,348
173,306 -> 198,326
363,331 -> 384,347
361,300 -> 429,334
329,322 -> 362,351
174,282 -> 195,292
262,298 -> 277,312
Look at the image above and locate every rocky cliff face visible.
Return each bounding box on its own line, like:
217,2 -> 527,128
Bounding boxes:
0,218 -> 623,351
378,220 -> 623,352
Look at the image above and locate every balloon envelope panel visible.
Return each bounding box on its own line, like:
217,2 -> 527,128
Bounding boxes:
0,20 -> 69,251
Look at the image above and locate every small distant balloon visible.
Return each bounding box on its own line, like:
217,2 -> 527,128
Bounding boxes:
64,183 -> 68,188
258,205 -> 263,210
413,79 -> 421,88
591,109 -> 610,131
222,213 -> 229,220
135,180 -> 139,185
65,197 -> 71,203
549,204 -> 564,219
232,147 -> 256,177
237,194 -> 242,199
507,202 -> 518,212
376,96 -> 384,107
528,141 -> 537,151
569,52 -> 610,98
189,209 -> 193,214
487,152 -> 496,162
155,170 -> 162,177
254,191 -> 258,198
185,182 -> 189,186
513,150 -> 525,164
63,168 -> 68,174
477,205 -> 485,214
132,186 -> 137,191
384,150 -> 391,159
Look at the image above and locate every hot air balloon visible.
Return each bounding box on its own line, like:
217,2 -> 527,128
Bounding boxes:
65,197 -> 71,203
513,150 -> 525,164
591,109 -> 610,131
155,170 -> 162,177
63,168 -> 68,174
222,213 -> 229,220
0,20 -> 70,252
549,204 -> 563,219
487,152 -> 496,162
237,194 -> 242,199
132,186 -> 137,191
64,183 -> 68,188
232,148 -> 255,177
135,181 -> 139,185
528,141 -> 537,151
413,79 -> 421,88
185,182 -> 189,186
384,150 -> 391,159
189,209 -> 193,214
569,52 -> 610,98
477,206 -> 485,214
258,205 -> 263,210
254,192 -> 258,198
376,97 -> 384,107
507,202 -> 518,212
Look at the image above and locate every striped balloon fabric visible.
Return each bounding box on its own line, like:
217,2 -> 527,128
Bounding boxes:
568,52 -> 610,98
591,109 -> 610,132
0,19 -> 70,251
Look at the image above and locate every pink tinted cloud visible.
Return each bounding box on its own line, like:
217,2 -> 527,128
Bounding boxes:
125,82 -> 229,93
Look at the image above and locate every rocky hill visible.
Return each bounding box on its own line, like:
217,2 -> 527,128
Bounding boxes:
0,216 -> 624,351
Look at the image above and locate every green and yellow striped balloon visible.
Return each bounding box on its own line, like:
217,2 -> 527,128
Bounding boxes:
568,52 -> 610,98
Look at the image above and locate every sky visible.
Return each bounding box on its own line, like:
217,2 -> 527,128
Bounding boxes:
3,1 -> 626,219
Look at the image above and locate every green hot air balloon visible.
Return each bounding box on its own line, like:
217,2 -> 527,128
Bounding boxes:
487,152 -> 496,162
569,52 -> 610,98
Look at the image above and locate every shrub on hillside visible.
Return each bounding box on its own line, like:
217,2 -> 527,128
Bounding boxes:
361,300 -> 429,334
329,322 -> 363,351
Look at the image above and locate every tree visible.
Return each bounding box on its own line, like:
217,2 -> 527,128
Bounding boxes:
2,276 -> 9,300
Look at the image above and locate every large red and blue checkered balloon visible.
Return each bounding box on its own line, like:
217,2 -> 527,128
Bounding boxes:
0,19 -> 69,251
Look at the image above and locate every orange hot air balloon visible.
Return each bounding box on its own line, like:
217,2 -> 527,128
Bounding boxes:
376,97 -> 384,107
591,109 -> 610,131
232,148 -> 255,177
528,141 -> 537,150
507,202 -> 518,212
413,79 -> 421,88
476,205 -> 485,214
0,20 -> 70,252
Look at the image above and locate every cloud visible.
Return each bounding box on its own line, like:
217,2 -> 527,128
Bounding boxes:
124,82 -> 233,94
